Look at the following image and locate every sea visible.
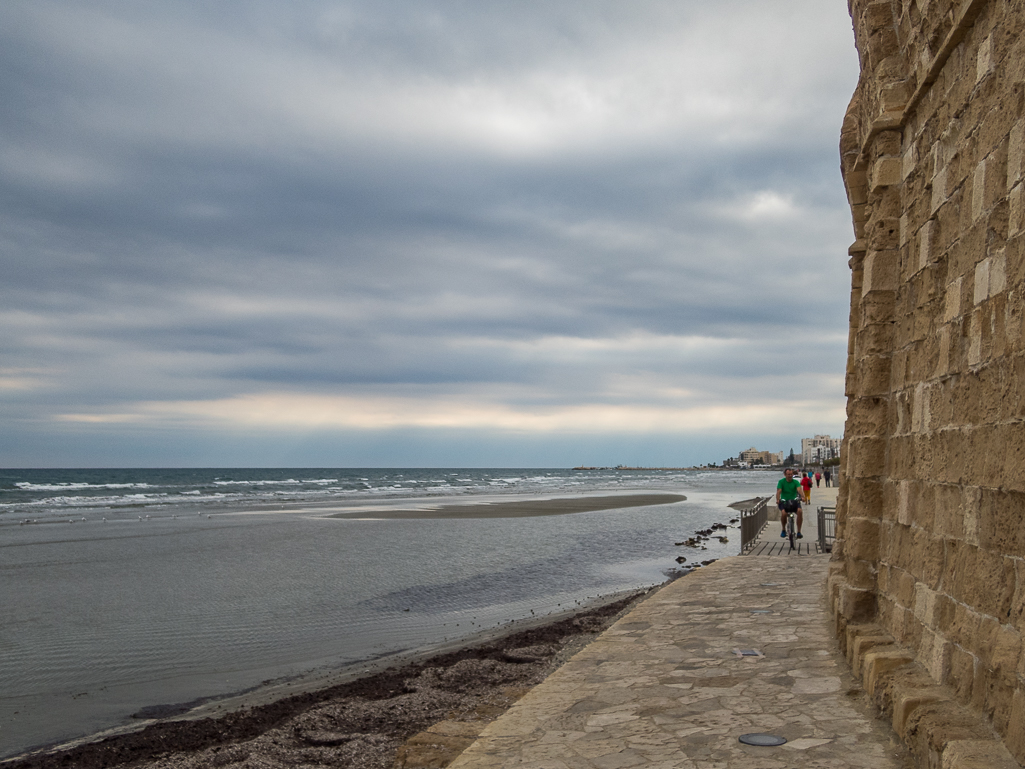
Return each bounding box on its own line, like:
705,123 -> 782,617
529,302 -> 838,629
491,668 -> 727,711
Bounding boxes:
0,466 -> 779,760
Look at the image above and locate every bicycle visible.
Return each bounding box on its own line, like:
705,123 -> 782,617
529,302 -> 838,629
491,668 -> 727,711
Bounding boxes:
779,498 -> 800,551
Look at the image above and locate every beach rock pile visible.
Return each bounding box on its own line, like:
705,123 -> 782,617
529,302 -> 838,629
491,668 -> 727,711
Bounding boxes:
670,516 -> 740,569
6,596 -> 645,769
674,519 -> 737,550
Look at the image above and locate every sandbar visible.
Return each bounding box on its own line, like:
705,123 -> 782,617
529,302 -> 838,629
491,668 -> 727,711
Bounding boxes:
328,493 -> 687,520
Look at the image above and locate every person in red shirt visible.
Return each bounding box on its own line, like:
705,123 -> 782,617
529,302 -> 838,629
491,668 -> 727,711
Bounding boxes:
800,471 -> 813,503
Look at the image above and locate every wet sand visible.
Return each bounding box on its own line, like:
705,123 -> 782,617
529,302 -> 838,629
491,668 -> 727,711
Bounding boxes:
329,493 -> 687,519
3,592 -> 654,769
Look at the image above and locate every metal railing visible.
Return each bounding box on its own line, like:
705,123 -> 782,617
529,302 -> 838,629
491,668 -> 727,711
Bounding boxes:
739,497 -> 769,553
817,505 -> 836,553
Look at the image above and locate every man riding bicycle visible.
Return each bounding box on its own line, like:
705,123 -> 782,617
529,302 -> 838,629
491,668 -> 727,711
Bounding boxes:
776,468 -> 803,539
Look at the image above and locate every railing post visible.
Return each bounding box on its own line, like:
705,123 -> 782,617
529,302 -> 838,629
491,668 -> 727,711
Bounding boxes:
817,505 -> 836,553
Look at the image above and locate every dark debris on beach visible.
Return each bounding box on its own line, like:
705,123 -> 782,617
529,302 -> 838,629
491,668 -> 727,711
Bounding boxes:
4,594 -> 646,769
671,515 -> 739,568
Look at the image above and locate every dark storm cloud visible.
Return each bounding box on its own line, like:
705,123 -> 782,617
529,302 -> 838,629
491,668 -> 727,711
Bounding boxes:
0,0 -> 859,465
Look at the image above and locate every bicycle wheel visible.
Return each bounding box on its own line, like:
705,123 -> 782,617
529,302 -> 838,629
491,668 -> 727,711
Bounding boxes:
787,514 -> 796,550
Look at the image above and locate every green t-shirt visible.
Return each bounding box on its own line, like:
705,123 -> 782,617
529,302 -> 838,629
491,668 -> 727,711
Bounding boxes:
777,477 -> 801,501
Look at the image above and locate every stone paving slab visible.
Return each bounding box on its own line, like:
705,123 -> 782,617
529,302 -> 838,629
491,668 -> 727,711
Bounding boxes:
449,554 -> 908,769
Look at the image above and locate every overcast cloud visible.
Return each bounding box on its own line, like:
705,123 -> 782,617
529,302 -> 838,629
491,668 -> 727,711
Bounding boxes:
0,1 -> 859,468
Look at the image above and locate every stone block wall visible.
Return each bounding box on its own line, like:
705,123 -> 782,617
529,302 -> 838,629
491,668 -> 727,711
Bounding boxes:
830,0 -> 1025,761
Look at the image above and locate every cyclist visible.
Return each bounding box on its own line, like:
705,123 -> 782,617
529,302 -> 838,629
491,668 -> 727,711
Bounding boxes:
776,468 -> 803,539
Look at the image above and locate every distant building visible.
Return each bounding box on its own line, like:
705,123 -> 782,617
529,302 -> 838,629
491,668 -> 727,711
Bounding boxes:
739,447 -> 781,466
801,435 -> 841,465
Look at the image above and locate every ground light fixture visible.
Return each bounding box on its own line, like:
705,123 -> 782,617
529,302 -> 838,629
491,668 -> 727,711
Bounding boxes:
738,733 -> 787,747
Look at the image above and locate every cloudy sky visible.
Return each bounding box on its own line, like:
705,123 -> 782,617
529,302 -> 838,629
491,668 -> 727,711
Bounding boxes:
1,1 -> 859,468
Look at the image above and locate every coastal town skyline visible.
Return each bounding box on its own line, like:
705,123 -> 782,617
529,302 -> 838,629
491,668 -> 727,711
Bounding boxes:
1,1 -> 857,468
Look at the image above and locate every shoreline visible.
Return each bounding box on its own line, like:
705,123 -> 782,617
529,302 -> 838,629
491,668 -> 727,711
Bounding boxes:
2,588 -> 662,769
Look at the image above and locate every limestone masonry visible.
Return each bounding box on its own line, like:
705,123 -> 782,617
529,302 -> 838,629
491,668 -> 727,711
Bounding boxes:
831,0 -> 1025,765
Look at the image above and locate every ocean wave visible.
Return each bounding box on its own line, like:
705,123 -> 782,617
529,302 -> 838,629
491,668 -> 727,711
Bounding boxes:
12,482 -> 154,492
0,468 -> 781,522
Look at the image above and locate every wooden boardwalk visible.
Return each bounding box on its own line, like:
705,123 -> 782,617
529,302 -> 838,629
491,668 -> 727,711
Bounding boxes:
743,485 -> 838,557
746,536 -> 821,556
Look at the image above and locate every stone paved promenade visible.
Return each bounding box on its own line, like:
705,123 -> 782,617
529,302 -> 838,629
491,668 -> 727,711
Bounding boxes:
449,552 -> 907,769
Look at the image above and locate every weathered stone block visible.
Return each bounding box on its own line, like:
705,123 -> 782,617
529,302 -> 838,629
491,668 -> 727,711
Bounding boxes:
846,556 -> 879,591
912,527 -> 946,589
1009,119 -> 1025,190
1010,183 -> 1023,237
991,422 -> 1025,494
917,625 -> 953,681
913,582 -> 942,625
864,647 -> 915,698
948,601 -> 983,651
949,544 -> 1016,618
860,288 -> 897,325
1007,689 -> 1025,763
847,517 -> 882,561
897,479 -> 913,524
844,621 -> 884,662
944,276 -> 963,321
910,481 -> 937,530
839,583 -> 878,624
950,644 -> 977,702
974,666 -> 1016,736
855,354 -> 896,397
973,257 -> 991,304
844,479 -> 885,529
872,157 -> 903,191
974,252 -> 1008,305
919,218 -> 936,270
889,433 -> 917,479
1010,561 -> 1025,634
893,687 -> 944,740
847,435 -> 887,477
894,566 -> 917,607
972,158 -> 988,223
977,34 -> 994,82
885,522 -> 913,570
868,217 -> 902,252
976,618 -> 1023,679
845,396 -> 889,435
941,739 -> 1020,769
857,320 -> 895,356
937,324 -> 954,375
854,633 -> 897,677
933,166 -> 950,214
977,487 -> 1025,556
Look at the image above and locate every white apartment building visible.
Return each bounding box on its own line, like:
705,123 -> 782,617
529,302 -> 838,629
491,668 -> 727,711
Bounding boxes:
802,435 -> 841,465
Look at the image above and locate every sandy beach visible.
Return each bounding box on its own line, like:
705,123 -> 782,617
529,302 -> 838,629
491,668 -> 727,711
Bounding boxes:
328,493 -> 687,519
